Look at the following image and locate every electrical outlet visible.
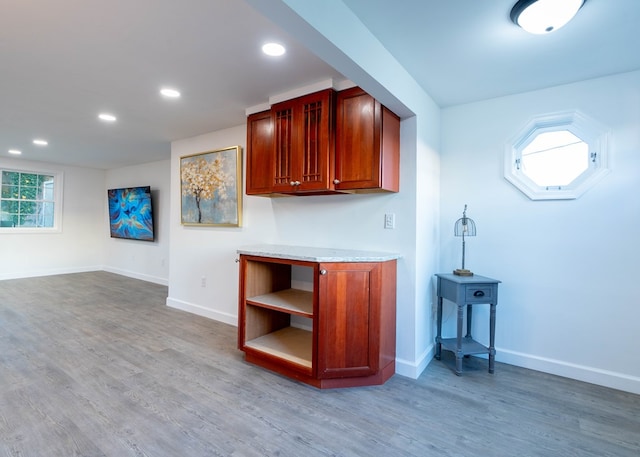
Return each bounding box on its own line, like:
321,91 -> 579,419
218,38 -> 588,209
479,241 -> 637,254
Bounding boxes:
384,213 -> 395,229
201,276 -> 206,287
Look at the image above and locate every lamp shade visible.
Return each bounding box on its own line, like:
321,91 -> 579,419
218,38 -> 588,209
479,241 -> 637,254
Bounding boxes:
454,215 -> 476,237
511,0 -> 585,34
453,205 -> 476,275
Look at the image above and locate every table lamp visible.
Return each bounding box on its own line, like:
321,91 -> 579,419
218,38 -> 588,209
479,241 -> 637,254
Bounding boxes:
453,204 -> 476,276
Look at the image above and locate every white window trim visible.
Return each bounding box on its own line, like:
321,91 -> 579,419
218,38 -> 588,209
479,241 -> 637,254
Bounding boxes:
0,166 -> 64,233
504,110 -> 611,200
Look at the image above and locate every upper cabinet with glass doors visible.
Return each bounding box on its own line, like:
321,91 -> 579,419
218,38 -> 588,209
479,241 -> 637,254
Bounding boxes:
246,87 -> 399,197
271,89 -> 334,194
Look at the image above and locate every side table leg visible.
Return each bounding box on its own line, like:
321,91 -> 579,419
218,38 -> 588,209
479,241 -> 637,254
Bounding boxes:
455,304 -> 464,375
489,303 -> 497,373
435,297 -> 443,360
465,304 -> 473,338
464,304 -> 473,359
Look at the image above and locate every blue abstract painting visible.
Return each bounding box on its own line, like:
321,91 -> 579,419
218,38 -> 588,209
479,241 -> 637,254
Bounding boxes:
107,186 -> 154,241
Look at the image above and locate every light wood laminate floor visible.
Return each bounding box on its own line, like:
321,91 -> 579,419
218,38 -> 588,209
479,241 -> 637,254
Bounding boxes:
0,272 -> 638,456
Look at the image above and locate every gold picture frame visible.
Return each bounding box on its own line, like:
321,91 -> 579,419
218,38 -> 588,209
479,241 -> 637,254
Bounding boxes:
180,145 -> 242,227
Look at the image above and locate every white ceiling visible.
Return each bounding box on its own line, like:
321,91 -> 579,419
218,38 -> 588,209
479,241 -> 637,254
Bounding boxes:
2,0 -> 639,170
342,0 -> 640,107
0,0 -> 345,169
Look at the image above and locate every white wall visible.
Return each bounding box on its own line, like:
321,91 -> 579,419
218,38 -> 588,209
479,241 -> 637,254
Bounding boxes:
0,158 -> 105,279
104,160 -> 171,285
440,70 -> 640,394
167,125 -> 271,324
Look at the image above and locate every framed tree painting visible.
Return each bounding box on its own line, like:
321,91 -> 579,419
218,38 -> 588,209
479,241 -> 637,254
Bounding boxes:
180,145 -> 242,227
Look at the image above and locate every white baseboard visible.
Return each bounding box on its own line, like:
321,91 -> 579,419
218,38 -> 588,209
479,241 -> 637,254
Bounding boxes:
496,348 -> 640,395
102,266 -> 168,286
396,344 -> 640,395
166,296 -> 237,327
395,343 -> 435,379
0,266 -> 169,287
0,266 -> 102,281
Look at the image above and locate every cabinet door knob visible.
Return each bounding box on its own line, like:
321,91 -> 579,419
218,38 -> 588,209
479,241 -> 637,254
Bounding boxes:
320,269 -> 327,275
295,181 -> 301,186
290,181 -> 296,186
333,179 -> 340,185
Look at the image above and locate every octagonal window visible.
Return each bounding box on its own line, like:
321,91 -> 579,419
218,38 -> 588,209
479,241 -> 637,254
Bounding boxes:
521,130 -> 589,186
505,111 -> 610,200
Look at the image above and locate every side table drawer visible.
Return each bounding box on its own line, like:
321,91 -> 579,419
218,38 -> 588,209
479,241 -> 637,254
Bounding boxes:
464,285 -> 496,303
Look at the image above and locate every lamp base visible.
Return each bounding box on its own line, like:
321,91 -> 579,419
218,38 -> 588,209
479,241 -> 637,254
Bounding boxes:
453,269 -> 474,276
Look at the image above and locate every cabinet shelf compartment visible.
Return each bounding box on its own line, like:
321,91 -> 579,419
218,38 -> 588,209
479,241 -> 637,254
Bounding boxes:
238,250 -> 398,388
247,288 -> 313,317
245,327 -> 312,369
243,302 -> 313,373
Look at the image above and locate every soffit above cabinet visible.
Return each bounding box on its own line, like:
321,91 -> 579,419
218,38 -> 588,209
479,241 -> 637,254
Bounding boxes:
245,78 -> 356,116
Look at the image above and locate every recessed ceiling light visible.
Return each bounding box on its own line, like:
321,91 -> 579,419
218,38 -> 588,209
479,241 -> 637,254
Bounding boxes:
8,149 -> 22,155
98,113 -> 117,122
262,42 -> 286,57
160,88 -> 181,98
33,139 -> 48,146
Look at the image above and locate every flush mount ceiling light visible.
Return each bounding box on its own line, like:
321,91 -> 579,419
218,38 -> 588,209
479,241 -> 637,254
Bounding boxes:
160,87 -> 181,98
262,42 -> 286,57
511,0 -> 585,34
33,139 -> 48,146
8,149 -> 22,155
98,113 -> 117,122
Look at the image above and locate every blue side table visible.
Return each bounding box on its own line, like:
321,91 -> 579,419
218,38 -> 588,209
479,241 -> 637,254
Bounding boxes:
435,273 -> 501,375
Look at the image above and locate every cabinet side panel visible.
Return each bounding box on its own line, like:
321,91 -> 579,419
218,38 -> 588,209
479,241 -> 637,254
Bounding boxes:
238,257 -> 248,349
379,260 -> 397,371
246,111 -> 274,195
381,107 -> 400,192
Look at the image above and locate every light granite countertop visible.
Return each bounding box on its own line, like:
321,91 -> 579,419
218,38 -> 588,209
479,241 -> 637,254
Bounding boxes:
237,244 -> 401,262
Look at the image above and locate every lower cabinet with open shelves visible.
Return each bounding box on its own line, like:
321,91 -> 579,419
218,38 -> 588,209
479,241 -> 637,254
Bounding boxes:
237,245 -> 399,389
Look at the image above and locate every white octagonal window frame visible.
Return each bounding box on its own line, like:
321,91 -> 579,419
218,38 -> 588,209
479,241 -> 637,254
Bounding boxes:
504,110 -> 610,200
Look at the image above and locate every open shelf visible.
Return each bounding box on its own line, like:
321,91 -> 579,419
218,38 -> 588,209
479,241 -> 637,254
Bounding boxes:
245,327 -> 312,369
440,337 -> 488,356
247,288 -> 313,317
238,251 -> 397,388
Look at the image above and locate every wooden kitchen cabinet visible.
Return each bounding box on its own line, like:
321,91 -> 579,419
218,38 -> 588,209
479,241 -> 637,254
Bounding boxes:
245,87 -> 399,196
335,86 -> 400,193
245,90 -> 335,196
237,245 -> 398,388
271,89 -> 335,194
246,110 -> 274,195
